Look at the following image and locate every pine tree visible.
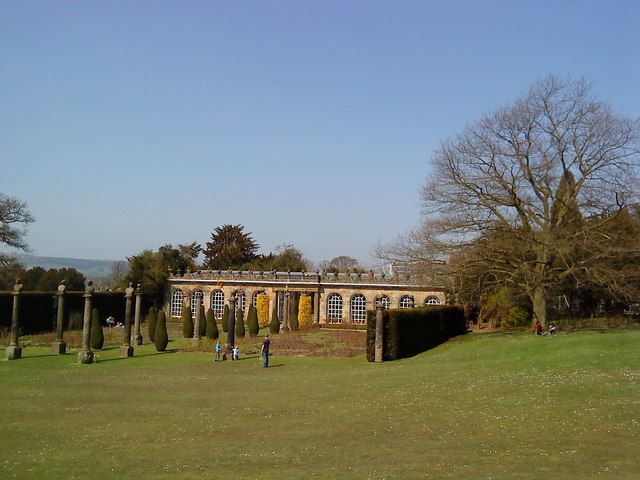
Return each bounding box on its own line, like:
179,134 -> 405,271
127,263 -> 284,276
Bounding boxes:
147,306 -> 157,343
182,303 -> 194,338
222,304 -> 229,332
247,304 -> 259,337
269,303 -> 280,334
198,304 -> 207,337
154,310 -> 168,351
235,307 -> 245,338
90,308 -> 104,349
205,308 -> 219,340
290,296 -> 299,332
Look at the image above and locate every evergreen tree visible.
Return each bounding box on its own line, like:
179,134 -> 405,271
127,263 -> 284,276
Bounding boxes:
147,306 -> 157,343
205,308 -> 219,340
154,310 -> 168,351
235,307 -> 245,338
182,303 -> 194,338
222,304 -> 229,332
269,303 -> 280,334
198,304 -> 207,337
90,308 -> 104,349
290,296 -> 300,332
247,304 -> 259,337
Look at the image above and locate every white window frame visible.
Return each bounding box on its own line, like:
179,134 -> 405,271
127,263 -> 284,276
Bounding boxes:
170,290 -> 183,318
327,293 -> 343,323
399,295 -> 414,309
253,290 -> 265,307
350,294 -> 367,324
380,296 -> 390,309
425,296 -> 441,305
211,290 -> 224,320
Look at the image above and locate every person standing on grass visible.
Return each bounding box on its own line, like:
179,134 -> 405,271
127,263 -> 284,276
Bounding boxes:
214,341 -> 221,361
261,334 -> 270,368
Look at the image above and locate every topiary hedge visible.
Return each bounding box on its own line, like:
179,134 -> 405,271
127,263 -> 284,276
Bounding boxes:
269,303 -> 280,334
154,310 -> 168,351
247,304 -> 259,337
235,308 -> 245,338
147,306 -> 157,343
205,307 -> 218,340
182,303 -> 194,338
198,304 -> 206,337
257,294 -> 270,327
222,305 -> 229,332
90,308 -> 104,349
366,306 -> 466,362
298,294 -> 313,329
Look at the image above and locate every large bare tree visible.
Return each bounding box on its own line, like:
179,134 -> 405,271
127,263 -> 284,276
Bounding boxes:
0,194 -> 34,266
377,76 -> 640,325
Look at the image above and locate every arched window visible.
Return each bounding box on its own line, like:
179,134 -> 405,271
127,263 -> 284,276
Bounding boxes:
170,290 -> 183,317
253,290 -> 265,307
211,290 -> 224,320
399,295 -> 414,309
191,290 -> 203,317
424,296 -> 441,305
235,291 -> 245,312
327,293 -> 343,323
350,294 -> 367,324
380,295 -> 390,309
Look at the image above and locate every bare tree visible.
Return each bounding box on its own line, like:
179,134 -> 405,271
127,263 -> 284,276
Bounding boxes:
109,260 -> 129,286
377,76 -> 640,325
319,256 -> 362,273
0,194 -> 34,266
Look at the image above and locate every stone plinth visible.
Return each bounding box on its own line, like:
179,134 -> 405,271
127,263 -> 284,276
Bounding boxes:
6,345 -> 22,360
51,341 -> 66,355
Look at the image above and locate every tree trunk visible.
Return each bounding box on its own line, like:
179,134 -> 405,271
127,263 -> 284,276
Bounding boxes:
532,285 -> 547,327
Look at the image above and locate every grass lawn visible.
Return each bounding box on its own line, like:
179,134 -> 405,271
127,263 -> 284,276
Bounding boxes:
1,329 -> 639,479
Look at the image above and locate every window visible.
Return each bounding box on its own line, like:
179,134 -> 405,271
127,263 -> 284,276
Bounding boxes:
170,290 -> 183,317
253,290 -> 265,307
399,295 -> 414,309
327,293 -> 343,323
191,290 -> 203,317
235,291 -> 245,312
379,296 -> 390,309
211,290 -> 224,320
424,296 -> 441,305
350,294 -> 367,324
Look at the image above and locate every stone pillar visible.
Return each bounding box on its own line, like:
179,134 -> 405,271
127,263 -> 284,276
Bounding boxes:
374,301 -> 384,363
119,283 -> 134,357
227,293 -> 236,350
6,279 -> 23,360
313,292 -> 320,324
133,284 -> 143,345
77,280 -> 95,364
51,281 -> 67,354
280,292 -> 290,332
193,290 -> 203,345
269,290 -> 278,324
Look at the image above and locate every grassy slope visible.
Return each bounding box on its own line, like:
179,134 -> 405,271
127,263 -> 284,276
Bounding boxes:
1,330 -> 639,479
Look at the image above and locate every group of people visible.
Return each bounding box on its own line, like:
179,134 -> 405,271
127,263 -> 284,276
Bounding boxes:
213,334 -> 271,367
533,320 -> 556,336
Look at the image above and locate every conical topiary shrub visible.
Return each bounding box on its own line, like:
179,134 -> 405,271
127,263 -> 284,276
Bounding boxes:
147,306 -> 157,343
270,303 -> 280,334
182,303 -> 194,338
154,310 -> 168,351
235,307 -> 245,338
90,308 -> 104,349
222,305 -> 229,333
247,304 -> 259,337
205,308 -> 219,340
198,304 -> 206,337
290,296 -> 299,332
257,294 -> 270,327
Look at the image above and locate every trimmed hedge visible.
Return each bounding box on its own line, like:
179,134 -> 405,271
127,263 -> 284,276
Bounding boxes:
198,304 -> 206,337
90,308 -> 104,349
182,304 -> 194,338
205,308 -> 218,340
269,303 -> 280,334
154,310 -> 168,351
247,304 -> 259,337
366,306 -> 466,362
235,308 -> 245,338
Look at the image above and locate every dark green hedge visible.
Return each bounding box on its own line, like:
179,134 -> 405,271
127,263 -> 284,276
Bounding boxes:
366,306 -> 466,362
0,291 -> 131,335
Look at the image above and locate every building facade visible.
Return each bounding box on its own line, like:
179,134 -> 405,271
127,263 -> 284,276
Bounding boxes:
166,270 -> 446,325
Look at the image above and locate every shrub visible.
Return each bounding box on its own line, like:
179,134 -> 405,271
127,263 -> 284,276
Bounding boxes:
270,303 -> 280,334
154,310 -> 168,351
198,304 -> 206,337
147,306 -> 157,342
205,308 -> 218,340
247,304 -> 259,337
257,294 -> 270,327
366,306 -> 466,362
182,303 -> 194,338
290,296 -> 299,331
235,308 -> 245,338
90,308 -> 104,349
298,294 -> 313,329
222,305 -> 229,332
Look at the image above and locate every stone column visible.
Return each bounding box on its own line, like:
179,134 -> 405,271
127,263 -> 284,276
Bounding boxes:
313,292 -> 320,324
6,279 -> 23,360
227,293 -> 236,351
77,280 -> 95,364
193,290 -> 203,345
51,281 -> 67,354
119,283 -> 134,357
280,292 -> 290,332
133,284 -> 143,345
374,301 -> 384,363
269,290 -> 278,324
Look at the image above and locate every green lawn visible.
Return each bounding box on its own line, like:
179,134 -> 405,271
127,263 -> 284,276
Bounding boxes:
1,329 -> 639,479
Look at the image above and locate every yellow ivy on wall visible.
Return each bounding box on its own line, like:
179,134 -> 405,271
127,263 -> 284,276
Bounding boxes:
257,294 -> 270,327
298,294 -> 313,328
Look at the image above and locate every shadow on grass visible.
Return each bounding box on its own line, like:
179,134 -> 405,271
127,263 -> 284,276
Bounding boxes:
95,349 -> 178,363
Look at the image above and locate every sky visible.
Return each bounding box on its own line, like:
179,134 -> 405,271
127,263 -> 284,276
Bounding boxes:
1,0 -> 639,267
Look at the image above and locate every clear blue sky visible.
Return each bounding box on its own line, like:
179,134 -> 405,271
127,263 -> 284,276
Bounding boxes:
1,0 -> 639,266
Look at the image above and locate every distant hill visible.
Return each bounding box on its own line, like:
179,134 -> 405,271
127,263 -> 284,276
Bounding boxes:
15,254 -> 123,279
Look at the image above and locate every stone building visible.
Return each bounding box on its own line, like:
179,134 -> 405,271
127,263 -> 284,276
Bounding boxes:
165,270 -> 445,325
